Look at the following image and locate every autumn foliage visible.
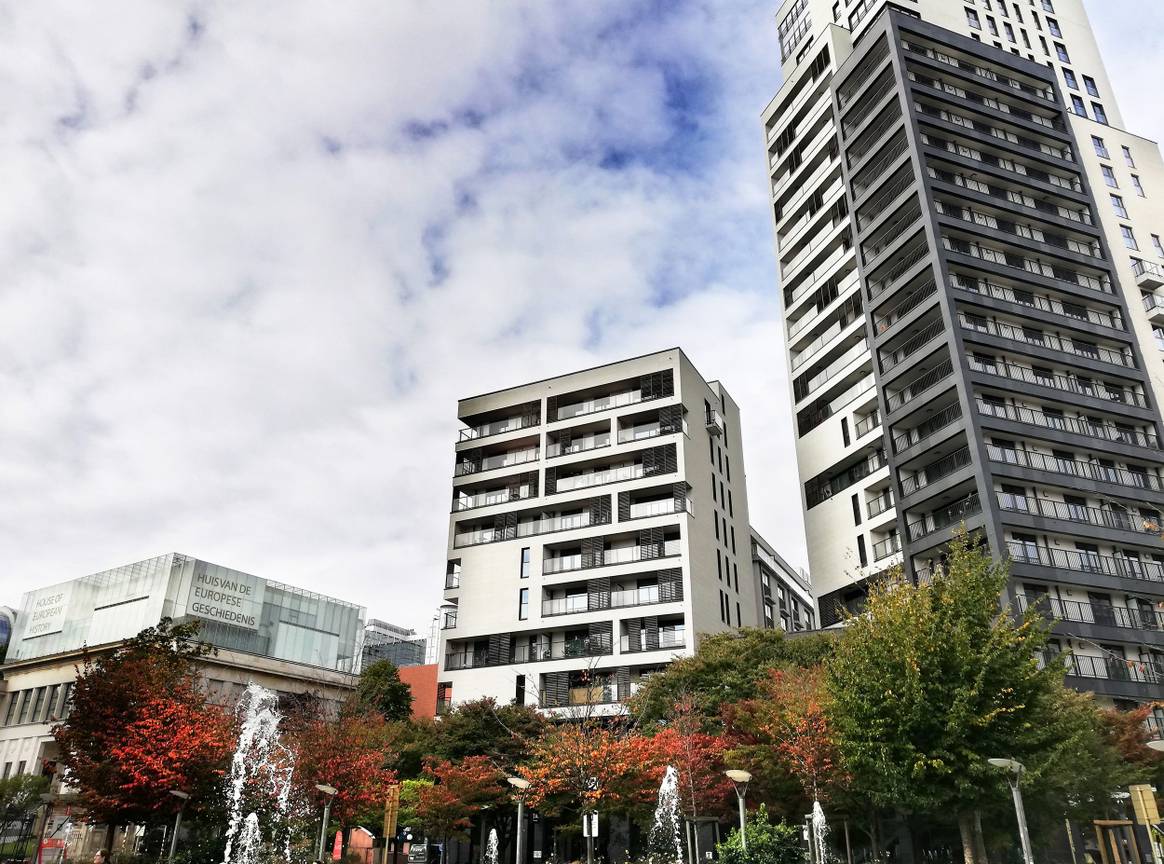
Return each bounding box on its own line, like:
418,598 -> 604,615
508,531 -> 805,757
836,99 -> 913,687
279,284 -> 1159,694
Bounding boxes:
415,756 -> 505,841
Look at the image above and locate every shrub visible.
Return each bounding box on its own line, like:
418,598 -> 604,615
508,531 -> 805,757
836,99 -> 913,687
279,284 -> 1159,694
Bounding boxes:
717,805 -> 804,864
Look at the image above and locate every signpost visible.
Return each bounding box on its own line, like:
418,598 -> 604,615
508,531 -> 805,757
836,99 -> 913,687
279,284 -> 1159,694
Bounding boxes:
384,786 -> 400,864
582,813 -> 598,864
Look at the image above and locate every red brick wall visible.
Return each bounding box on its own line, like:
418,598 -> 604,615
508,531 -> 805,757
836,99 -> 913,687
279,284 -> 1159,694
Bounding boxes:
398,663 -> 438,719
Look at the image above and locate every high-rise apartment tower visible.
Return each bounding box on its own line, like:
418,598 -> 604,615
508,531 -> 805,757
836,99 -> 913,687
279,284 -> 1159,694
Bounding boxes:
766,0 -> 1164,709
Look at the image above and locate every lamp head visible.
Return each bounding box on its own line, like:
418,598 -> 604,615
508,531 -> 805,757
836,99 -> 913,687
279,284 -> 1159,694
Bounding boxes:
1146,739 -> 1164,752
724,769 -> 753,785
169,791 -> 190,800
507,777 -> 531,791
987,758 -> 1023,774
315,784 -> 338,797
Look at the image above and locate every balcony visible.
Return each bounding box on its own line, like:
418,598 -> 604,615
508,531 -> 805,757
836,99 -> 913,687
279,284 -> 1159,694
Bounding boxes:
900,446 -> 973,496
627,497 -> 692,520
967,357 -> 1146,409
868,241 -> 931,299
1006,541 -> 1164,587
556,463 -> 644,494
855,410 -> 882,438
881,319 -> 945,372
950,276 -> 1121,331
621,630 -> 686,653
1018,594 -> 1164,633
444,571 -> 460,590
892,402 -> 963,454
873,534 -> 902,561
542,539 -> 682,575
515,638 -> 611,663
1060,653 -> 1163,690
543,596 -> 590,616
867,490 -> 894,517
805,449 -> 888,508
455,447 -> 539,477
453,484 -> 535,512
942,237 -> 1111,295
906,492 -> 983,542
556,389 -> 646,422
1134,260 -> 1164,291
901,38 -> 1055,102
976,399 -> 1161,450
705,408 -> 724,436
996,492 -> 1161,537
958,314 -> 1133,368
874,279 -> 937,334
454,509 -> 607,549
547,432 -> 611,459
459,413 -> 538,443
986,444 -> 1164,492
886,358 -> 954,412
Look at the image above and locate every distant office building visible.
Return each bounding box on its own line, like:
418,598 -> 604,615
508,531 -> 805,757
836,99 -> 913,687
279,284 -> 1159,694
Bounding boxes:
0,554 -> 366,779
363,619 -> 427,668
0,608 -> 14,661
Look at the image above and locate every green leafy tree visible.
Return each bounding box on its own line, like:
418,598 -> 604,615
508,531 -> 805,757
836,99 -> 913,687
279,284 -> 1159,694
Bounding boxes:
716,805 -> 803,864
356,660 -> 414,721
826,531 -> 1132,864
630,628 -> 835,730
0,774 -> 49,856
428,697 -> 547,768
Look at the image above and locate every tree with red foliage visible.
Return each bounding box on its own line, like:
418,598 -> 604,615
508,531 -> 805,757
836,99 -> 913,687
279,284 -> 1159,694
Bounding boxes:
649,696 -> 733,820
53,619 -> 234,827
415,756 -> 506,845
725,666 -> 846,807
287,705 -> 397,829
518,720 -> 665,821
1100,701 -> 1164,782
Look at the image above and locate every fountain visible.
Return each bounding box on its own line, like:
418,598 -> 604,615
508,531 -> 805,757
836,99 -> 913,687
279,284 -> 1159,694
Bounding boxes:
647,766 -> 683,864
811,800 -> 830,864
222,684 -> 297,864
485,828 -> 499,864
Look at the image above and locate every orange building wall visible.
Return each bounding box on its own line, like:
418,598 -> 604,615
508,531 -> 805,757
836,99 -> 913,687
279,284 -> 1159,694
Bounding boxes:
399,663 -> 438,719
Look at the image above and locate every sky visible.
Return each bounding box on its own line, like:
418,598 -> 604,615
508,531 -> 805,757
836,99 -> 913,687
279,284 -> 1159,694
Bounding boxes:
0,1 -> 1161,637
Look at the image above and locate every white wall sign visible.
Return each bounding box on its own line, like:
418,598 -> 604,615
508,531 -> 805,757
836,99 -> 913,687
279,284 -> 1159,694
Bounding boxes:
24,586 -> 71,638
187,568 -> 265,630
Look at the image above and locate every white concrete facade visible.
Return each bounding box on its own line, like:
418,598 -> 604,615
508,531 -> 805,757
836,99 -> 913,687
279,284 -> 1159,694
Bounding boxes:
438,349 -> 763,715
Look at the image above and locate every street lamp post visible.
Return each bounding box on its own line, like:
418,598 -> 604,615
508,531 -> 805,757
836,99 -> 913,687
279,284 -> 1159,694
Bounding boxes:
989,759 -> 1034,864
316,784 -> 339,861
168,791 -> 189,861
507,777 -> 531,864
725,770 -> 753,853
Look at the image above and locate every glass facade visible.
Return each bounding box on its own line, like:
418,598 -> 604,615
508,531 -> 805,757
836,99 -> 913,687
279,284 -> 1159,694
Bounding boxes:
7,554 -> 365,673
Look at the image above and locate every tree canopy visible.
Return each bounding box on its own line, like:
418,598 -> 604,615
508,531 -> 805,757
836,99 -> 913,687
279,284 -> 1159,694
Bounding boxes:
356,660 -> 414,722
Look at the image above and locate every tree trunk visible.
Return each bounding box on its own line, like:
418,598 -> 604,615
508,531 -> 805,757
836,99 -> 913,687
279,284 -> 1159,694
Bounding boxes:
973,812 -> 989,864
958,813 -> 976,864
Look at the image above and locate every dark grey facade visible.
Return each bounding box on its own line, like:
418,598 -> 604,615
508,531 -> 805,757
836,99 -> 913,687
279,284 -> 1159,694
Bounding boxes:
829,10 -> 1164,702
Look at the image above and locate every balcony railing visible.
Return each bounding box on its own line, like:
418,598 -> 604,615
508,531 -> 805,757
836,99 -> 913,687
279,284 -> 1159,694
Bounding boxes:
556,389 -> 647,421
967,357 -> 1146,408
874,279 -> 937,334
976,399 -> 1160,449
455,448 -> 539,476
444,572 -> 460,589
453,485 -> 533,512
892,402 -> 963,453
454,511 -> 605,548
515,639 -> 611,663
901,39 -> 1056,101
628,498 -> 692,519
886,358 -> 955,411
1059,652 -> 1163,687
855,410 -> 881,438
542,596 -> 590,616
620,631 -> 686,653
546,434 -> 611,459
986,444 -> 1164,492
868,242 -> 931,299
881,318 -> 946,372
996,492 -> 1160,536
958,314 -> 1133,367
942,238 -> 1111,295
1006,540 -> 1164,586
618,423 -> 669,444
928,166 -> 1093,225
612,585 -> 664,607
1018,594 -> 1164,631
872,534 -> 902,560
542,540 -> 683,574
900,446 -> 973,496
867,491 -> 894,517
459,414 -> 538,442
906,492 -> 982,542
555,463 -> 645,493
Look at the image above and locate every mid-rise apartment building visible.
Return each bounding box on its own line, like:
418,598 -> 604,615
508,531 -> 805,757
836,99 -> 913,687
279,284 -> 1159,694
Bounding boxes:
438,349 -> 811,715
766,0 -> 1164,709
752,528 -> 817,632
363,619 -> 427,668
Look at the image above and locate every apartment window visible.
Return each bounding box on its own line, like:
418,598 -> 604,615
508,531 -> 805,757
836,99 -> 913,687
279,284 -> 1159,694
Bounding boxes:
1,764 -> 8,780
1111,194 -> 1128,218
1063,68 -> 1077,89
1091,136 -> 1108,159
987,16 -> 999,36
1041,0 -> 1054,12
1083,75 -> 1099,97
518,587 -> 529,620
1102,165 -> 1118,188
736,602 -> 742,628
733,562 -> 739,590
728,490 -> 734,517
1123,146 -> 1136,168
1132,175 -> 1146,197
1055,43 -> 1069,63
1152,235 -> 1164,258
725,455 -> 731,481
1122,225 -> 1139,251
852,494 -> 862,526
17,692 -> 33,725
1021,30 -> 1031,49
966,8 -> 982,29
717,549 -> 723,580
520,547 -> 530,579
1092,103 -> 1108,125
720,480 -> 725,503
711,472 -> 717,502
2,692 -> 19,726
1046,17 -> 1061,37
714,516 -> 720,540
16,762 -> 25,777
857,535 -> 868,567
717,447 -> 723,473
1069,95 -> 1086,116
515,675 -> 526,705
1003,22 -> 1015,42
